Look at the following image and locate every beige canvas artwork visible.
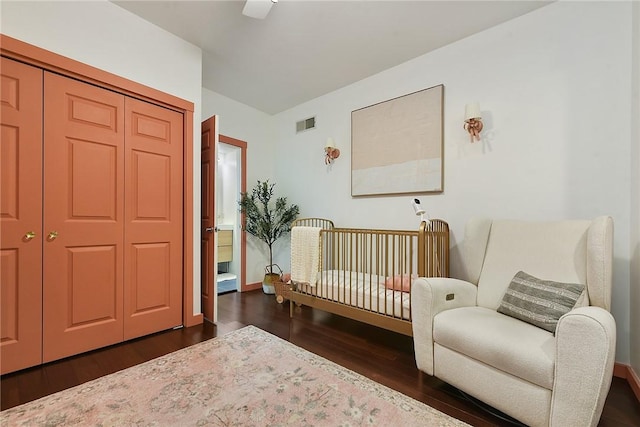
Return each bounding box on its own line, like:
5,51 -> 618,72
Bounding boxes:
351,85 -> 443,196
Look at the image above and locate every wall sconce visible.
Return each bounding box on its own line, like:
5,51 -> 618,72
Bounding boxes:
325,137 -> 340,164
464,103 -> 483,143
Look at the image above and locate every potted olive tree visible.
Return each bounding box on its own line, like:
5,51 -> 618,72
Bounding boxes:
239,180 -> 299,294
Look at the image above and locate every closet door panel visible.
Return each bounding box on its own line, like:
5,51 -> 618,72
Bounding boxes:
42,72 -> 125,362
124,98 -> 183,339
0,58 -> 43,374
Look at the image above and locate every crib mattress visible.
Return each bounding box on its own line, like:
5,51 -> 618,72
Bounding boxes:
295,270 -> 411,320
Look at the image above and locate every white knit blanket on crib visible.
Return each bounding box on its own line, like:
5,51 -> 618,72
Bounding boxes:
290,226 -> 322,286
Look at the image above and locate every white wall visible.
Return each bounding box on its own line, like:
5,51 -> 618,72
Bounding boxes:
1,0 -> 204,314
630,1 -> 640,377
270,1 -> 634,364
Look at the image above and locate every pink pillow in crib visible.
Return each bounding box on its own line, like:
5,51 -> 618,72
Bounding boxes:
282,273 -> 291,283
384,274 -> 416,292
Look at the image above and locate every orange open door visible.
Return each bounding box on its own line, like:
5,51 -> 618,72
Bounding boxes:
200,116 -> 217,322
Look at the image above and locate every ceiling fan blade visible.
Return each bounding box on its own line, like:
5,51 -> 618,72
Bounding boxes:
242,0 -> 276,20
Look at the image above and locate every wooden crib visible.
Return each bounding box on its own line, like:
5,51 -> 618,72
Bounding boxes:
288,218 -> 449,336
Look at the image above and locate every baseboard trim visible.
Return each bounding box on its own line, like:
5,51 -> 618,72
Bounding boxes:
185,313 -> 203,327
613,363 -> 627,378
629,367 -> 640,403
614,362 -> 640,403
242,281 -> 263,292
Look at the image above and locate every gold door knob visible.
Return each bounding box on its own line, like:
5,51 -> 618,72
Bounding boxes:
24,231 -> 36,241
47,231 -> 58,241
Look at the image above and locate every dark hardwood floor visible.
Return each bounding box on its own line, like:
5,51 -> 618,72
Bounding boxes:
2,290 -> 639,426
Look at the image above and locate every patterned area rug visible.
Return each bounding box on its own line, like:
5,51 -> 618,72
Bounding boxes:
1,326 -> 469,426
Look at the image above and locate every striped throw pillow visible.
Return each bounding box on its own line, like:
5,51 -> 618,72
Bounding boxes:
497,271 -> 585,333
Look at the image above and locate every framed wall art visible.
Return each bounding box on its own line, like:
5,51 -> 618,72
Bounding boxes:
351,84 -> 444,197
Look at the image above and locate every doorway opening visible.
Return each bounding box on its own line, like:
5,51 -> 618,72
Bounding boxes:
216,140 -> 242,295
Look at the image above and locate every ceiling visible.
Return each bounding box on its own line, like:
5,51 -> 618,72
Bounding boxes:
112,0 -> 552,115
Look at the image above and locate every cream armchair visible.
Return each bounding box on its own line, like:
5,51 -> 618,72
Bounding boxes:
412,217 -> 616,427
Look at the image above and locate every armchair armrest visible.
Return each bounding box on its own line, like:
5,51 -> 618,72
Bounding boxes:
551,306 -> 616,427
411,277 -> 477,375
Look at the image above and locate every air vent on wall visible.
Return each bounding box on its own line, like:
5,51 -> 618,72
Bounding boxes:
296,116 -> 316,133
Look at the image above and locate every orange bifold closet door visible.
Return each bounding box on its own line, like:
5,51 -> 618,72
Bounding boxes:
0,58 -> 43,374
42,72 -> 126,362
42,73 -> 183,362
123,97 -> 183,340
